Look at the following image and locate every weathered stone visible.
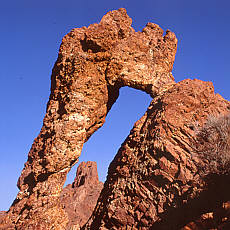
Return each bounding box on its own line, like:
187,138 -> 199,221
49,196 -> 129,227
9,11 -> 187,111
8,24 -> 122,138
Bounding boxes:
0,211 -> 14,230
84,79 -> 230,229
6,8 -> 177,229
60,161 -> 103,229
182,201 -> 230,229
5,7 -> 230,230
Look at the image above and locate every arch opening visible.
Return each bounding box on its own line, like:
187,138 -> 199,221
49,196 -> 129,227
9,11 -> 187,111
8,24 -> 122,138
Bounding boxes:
64,86 -> 152,186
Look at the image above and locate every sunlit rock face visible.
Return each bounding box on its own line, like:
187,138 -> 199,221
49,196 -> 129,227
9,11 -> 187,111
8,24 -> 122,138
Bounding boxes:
84,79 -> 230,229
6,8 -> 177,229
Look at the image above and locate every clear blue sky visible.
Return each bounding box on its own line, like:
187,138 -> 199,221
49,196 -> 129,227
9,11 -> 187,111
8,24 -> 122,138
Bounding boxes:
0,0 -> 230,211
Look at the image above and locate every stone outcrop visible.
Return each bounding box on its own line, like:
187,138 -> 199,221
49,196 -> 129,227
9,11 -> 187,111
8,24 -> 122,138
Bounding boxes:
84,79 -> 230,229
6,8 -> 177,229
60,161 -> 103,229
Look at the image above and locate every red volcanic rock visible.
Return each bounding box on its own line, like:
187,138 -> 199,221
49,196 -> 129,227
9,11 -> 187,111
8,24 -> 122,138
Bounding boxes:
72,161 -> 101,188
182,205 -> 230,230
0,211 -> 14,230
182,202 -> 230,229
7,8 -> 177,229
3,7 -> 230,230
60,161 -> 103,229
2,7 -> 230,230
84,79 -> 230,229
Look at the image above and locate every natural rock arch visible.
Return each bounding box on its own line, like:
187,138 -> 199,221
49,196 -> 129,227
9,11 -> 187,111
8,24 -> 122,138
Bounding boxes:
83,79 -> 230,229
8,8 -> 177,229
65,86 -> 152,185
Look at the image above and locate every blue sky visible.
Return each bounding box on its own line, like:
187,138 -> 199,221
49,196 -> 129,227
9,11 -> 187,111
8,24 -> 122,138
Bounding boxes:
0,0 -> 229,211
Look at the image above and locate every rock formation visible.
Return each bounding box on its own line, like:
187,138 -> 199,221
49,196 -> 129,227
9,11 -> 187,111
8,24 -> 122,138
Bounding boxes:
0,211 -> 14,230
60,161 -> 103,229
84,79 -> 230,229
6,8 -> 177,229
3,7 -> 230,230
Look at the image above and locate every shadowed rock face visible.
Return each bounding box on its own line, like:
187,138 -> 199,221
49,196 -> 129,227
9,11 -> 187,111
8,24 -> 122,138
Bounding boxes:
7,8 -> 177,229
84,79 -> 230,229
181,200 -> 230,230
60,161 -> 103,229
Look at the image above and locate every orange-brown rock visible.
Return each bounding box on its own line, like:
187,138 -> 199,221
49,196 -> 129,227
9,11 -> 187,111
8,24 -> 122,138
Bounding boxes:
6,8 -> 177,229
60,161 -> 103,229
0,211 -> 14,230
84,79 -> 230,229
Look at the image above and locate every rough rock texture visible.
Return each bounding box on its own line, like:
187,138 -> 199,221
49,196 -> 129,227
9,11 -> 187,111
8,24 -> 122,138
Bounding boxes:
84,79 -> 230,229
0,211 -> 14,230
5,7 -> 229,230
60,161 -> 103,229
182,201 -> 230,230
7,8 -> 177,229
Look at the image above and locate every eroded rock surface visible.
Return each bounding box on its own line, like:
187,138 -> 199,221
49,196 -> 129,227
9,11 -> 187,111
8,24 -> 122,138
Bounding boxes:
84,79 -> 230,229
60,161 -> 103,229
7,8 -> 177,229
0,211 -> 14,230
182,201 -> 230,230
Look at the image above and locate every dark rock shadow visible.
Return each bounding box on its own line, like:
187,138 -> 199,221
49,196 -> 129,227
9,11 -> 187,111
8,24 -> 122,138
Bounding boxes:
151,174 -> 230,230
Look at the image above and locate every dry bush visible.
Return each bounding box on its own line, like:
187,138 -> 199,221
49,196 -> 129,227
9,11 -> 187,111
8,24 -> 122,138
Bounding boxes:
193,113 -> 230,177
